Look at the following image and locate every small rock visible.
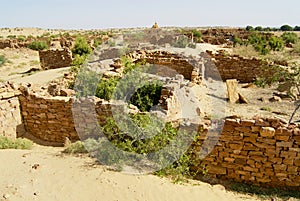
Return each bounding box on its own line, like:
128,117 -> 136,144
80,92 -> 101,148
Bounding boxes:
238,93 -> 248,104
32,164 -> 40,170
269,96 -> 282,102
258,97 -> 268,103
64,137 -> 71,147
260,127 -> 275,137
3,194 -> 10,199
60,89 -> 74,97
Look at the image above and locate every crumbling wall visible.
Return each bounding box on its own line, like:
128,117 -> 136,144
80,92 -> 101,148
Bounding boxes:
0,83 -> 22,139
203,51 -> 278,83
39,48 -> 73,70
131,50 -> 201,83
18,89 -> 116,143
17,86 -> 300,188
192,117 -> 300,188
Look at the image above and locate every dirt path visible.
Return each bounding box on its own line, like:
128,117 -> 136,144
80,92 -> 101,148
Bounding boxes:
10,67 -> 70,85
0,145 -> 261,201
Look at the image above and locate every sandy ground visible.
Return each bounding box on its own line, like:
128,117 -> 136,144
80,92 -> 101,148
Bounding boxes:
0,28 -> 298,201
0,145 -> 261,201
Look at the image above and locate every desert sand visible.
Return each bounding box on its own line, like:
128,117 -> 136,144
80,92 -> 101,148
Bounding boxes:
0,144 -> 261,201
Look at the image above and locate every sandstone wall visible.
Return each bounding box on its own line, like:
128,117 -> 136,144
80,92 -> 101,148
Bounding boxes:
39,48 -> 73,70
192,117 -> 300,188
0,83 -> 23,139
131,50 -> 201,84
203,51 -> 277,83
0,39 -> 29,49
18,89 -> 116,143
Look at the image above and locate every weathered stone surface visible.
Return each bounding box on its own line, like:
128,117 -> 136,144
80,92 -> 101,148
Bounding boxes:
39,48 -> 73,70
226,79 -> 239,103
260,127 -> 275,137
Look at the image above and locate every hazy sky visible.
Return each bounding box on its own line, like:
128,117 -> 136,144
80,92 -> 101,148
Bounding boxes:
1,0 -> 299,29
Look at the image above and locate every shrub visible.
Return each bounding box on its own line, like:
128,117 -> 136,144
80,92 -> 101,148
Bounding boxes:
173,35 -> 189,48
72,37 -> 92,57
0,55 -> 7,66
268,36 -> 284,51
247,33 -> 283,55
293,42 -> 300,55
233,36 -> 243,46
281,32 -> 298,44
280,24 -> 293,31
130,82 -> 162,112
93,37 -> 102,47
0,136 -> 33,149
70,54 -> 87,73
62,141 -> 88,154
191,29 -> 202,38
17,35 -> 26,41
7,35 -> 16,39
28,40 -> 48,50
95,77 -> 119,100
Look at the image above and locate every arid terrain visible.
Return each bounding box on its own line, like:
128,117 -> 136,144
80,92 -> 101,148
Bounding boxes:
0,27 -> 299,201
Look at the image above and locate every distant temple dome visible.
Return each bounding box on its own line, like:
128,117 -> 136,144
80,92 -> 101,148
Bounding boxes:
152,22 -> 159,29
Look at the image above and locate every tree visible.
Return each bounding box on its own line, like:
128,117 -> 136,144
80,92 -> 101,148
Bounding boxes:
246,25 -> 254,31
294,26 -> 300,31
255,26 -> 263,31
280,24 -> 293,31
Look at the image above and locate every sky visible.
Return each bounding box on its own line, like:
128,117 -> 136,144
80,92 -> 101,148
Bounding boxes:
1,0 -> 299,29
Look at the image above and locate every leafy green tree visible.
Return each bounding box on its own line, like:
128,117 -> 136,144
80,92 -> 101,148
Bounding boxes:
280,24 -> 293,31
294,26 -> 300,31
255,26 -> 263,31
246,25 -> 254,31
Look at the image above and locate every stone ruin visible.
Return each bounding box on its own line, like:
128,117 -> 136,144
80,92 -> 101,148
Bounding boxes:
39,48 -> 73,70
0,35 -> 299,189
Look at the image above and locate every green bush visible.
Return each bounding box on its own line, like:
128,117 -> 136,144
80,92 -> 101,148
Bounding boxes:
71,54 -> 87,73
72,37 -> 92,57
0,55 -> 7,66
130,82 -> 162,112
62,141 -> 88,154
233,36 -> 243,46
95,77 -> 119,100
93,37 -> 102,47
28,40 -> 48,50
248,33 -> 270,55
173,35 -> 189,48
74,70 -> 99,97
247,33 -> 283,55
268,36 -> 284,51
0,136 -> 33,149
17,35 -> 26,41
7,35 -> 16,39
281,32 -> 298,44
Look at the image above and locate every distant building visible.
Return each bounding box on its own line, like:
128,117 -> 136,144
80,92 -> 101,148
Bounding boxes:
152,22 -> 159,29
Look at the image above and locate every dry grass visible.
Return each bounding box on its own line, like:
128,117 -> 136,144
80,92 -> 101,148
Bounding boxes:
231,45 -> 260,58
